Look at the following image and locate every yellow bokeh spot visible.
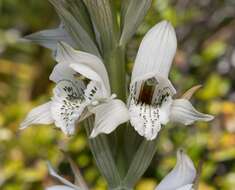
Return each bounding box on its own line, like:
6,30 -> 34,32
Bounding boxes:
221,102 -> 235,115
136,178 -> 157,190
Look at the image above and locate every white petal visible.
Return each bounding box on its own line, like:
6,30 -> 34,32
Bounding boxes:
49,63 -> 77,83
56,42 -> 110,97
159,96 -> 173,125
24,26 -> 75,50
156,150 -> 196,190
46,185 -> 75,190
51,80 -> 88,135
169,99 -> 214,125
47,163 -> 79,190
131,20 -> 177,83
84,81 -> 103,101
151,75 -> 176,98
89,99 -> 130,138
70,63 -> 107,97
20,102 -> 53,129
176,184 -> 194,190
129,99 -> 161,141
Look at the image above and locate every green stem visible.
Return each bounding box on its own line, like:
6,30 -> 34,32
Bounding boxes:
104,45 -> 127,178
104,45 -> 126,101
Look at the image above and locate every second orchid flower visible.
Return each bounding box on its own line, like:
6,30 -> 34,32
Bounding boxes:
128,21 -> 214,140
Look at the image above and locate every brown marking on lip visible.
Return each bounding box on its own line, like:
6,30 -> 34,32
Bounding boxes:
138,80 -> 156,104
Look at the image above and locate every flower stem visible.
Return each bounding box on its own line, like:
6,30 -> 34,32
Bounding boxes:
104,45 -> 126,101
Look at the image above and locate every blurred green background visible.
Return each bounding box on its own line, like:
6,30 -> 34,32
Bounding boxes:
1,0 -> 235,189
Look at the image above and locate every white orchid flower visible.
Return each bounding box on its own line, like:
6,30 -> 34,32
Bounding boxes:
46,163 -> 81,190
20,42 -> 129,137
155,150 -> 196,190
129,20 -> 214,140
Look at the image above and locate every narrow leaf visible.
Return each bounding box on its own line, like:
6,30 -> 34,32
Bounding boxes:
124,125 -> 143,166
83,0 -> 118,53
64,0 -> 95,39
120,0 -> 131,29
120,0 -> 152,46
123,139 -> 157,188
84,117 -> 121,188
49,0 -> 101,57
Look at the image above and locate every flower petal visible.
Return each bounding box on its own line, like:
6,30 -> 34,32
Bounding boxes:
20,102 -> 53,129
84,81 -> 103,101
131,20 -> 177,83
47,163 -> 79,190
156,150 -> 196,190
169,99 -> 214,125
176,184 -> 194,190
89,99 -> 130,138
51,80 -> 88,135
128,76 -> 175,140
151,75 -> 176,102
24,25 -> 75,50
129,99 -> 161,141
46,185 -> 75,190
49,63 -> 77,83
56,42 -> 110,97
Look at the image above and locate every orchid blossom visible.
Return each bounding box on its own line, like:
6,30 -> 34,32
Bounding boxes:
155,150 -> 196,190
20,42 -> 129,137
129,21 -> 214,140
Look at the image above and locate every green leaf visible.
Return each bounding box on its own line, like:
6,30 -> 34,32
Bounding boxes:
63,0 -> 95,40
85,117 -> 121,188
83,0 -> 118,54
120,0 -> 152,46
123,139 -> 157,188
49,0 -> 101,57
120,0 -> 131,21
124,125 -> 143,166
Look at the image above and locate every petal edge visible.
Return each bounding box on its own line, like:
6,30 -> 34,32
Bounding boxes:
90,99 -> 130,138
156,150 -> 196,190
169,99 -> 214,125
20,102 -> 53,130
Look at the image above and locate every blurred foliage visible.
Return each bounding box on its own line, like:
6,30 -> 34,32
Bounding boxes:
0,0 -> 235,189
